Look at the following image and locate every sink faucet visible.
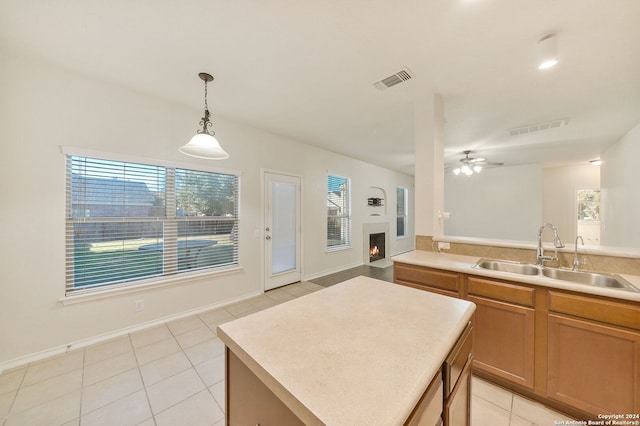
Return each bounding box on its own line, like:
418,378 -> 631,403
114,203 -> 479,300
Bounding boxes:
573,235 -> 585,271
536,223 -> 565,266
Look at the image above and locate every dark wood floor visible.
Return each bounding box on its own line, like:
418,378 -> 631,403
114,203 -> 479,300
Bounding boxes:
308,264 -> 393,287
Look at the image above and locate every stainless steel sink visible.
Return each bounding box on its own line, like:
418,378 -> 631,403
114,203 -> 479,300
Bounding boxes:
541,268 -> 639,292
473,258 -> 639,292
473,259 -> 540,276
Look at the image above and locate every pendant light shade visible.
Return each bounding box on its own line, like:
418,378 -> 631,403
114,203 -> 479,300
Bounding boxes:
180,133 -> 229,159
180,72 -> 229,160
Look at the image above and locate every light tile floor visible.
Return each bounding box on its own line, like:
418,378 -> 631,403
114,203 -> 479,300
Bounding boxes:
1,280 -> 574,426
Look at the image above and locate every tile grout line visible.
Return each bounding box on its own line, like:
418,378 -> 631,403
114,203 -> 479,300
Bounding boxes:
3,364 -> 28,425
129,332 -> 157,426
144,318 -> 223,424
77,348 -> 86,426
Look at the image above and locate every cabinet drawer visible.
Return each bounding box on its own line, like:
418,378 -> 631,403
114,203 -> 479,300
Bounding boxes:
467,276 -> 535,307
444,322 -> 473,395
549,291 -> 640,330
396,280 -> 459,298
394,263 -> 460,293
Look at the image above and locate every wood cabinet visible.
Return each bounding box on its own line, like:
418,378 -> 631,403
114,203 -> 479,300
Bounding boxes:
393,260 -> 640,419
443,323 -> 473,426
444,355 -> 472,426
547,292 -> 640,415
394,262 -> 461,298
467,277 -> 535,389
405,369 -> 444,426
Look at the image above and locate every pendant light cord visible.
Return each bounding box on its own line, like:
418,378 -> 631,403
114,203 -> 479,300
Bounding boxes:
204,79 -> 209,112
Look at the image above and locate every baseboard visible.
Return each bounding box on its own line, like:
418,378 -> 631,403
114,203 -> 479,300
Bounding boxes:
303,262 -> 363,282
0,289 -> 262,374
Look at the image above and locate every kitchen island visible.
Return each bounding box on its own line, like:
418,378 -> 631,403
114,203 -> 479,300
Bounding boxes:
217,276 -> 476,425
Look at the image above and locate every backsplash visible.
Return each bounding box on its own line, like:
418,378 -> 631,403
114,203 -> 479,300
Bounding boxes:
416,235 -> 640,276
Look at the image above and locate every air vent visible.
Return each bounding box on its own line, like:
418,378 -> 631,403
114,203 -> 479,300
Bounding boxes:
507,118 -> 569,136
373,67 -> 414,90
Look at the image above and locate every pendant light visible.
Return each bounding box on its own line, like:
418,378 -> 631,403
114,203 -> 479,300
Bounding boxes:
179,72 -> 229,159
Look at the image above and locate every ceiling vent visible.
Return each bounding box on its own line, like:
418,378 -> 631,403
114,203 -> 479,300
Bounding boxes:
507,118 -> 569,136
373,67 -> 414,90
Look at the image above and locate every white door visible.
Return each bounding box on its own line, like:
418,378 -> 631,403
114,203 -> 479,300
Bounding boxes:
264,172 -> 302,290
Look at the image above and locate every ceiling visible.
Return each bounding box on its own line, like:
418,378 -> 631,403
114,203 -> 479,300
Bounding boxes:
1,0 -> 639,175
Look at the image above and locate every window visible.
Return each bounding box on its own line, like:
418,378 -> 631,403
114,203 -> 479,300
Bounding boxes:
327,174 -> 351,249
396,187 -> 408,237
577,188 -> 600,221
65,154 -> 239,295
576,188 -> 600,246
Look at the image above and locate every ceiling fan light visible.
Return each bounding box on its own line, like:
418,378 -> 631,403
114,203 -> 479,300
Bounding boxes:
179,133 -> 229,159
453,168 -> 461,175
473,165 -> 482,173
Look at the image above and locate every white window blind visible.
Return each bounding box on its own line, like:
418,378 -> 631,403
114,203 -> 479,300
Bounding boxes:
396,187 -> 408,237
327,174 -> 351,249
65,155 -> 239,294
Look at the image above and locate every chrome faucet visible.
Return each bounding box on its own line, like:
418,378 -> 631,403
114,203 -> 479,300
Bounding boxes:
536,223 -> 565,266
572,235 -> 585,271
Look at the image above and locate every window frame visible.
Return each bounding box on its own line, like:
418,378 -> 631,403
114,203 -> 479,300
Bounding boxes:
396,187 -> 408,238
326,172 -> 352,251
62,147 -> 241,298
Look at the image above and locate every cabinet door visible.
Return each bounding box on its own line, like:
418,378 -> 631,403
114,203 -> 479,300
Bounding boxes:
444,356 -> 472,426
548,314 -> 640,415
405,371 -> 443,426
468,295 -> 535,389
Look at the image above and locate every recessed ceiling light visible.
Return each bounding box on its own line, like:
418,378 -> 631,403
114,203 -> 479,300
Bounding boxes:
537,33 -> 559,70
590,159 -> 602,166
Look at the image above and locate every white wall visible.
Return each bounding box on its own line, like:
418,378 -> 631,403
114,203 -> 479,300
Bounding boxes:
543,164 -> 600,245
0,54 -> 414,367
444,164 -> 543,241
414,94 -> 444,237
601,122 -> 640,248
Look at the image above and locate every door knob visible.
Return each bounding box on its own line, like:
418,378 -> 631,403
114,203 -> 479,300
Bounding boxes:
265,235 -> 271,240
265,226 -> 270,231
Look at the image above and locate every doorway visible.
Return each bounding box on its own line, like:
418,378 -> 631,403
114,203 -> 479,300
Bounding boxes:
263,171 -> 302,290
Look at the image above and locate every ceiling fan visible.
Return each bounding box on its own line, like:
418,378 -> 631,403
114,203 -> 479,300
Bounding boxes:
451,150 -> 504,176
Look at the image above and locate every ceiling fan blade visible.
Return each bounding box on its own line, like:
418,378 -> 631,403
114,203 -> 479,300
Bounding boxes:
474,160 -> 504,166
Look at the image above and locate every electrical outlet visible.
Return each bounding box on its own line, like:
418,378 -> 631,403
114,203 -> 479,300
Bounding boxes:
134,299 -> 145,312
438,242 -> 451,250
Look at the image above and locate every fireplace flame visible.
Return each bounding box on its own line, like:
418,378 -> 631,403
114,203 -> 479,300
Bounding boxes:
369,245 -> 380,258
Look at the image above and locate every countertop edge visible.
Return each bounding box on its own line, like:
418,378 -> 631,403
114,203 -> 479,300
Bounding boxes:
392,250 -> 640,302
217,327 -> 323,425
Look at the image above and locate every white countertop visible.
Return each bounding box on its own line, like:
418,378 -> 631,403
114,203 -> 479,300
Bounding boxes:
392,250 -> 640,302
217,276 -> 475,425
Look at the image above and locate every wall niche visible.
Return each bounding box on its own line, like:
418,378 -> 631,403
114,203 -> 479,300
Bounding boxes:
366,186 -> 387,217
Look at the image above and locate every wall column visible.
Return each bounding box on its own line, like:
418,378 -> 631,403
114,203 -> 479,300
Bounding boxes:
414,93 -> 444,247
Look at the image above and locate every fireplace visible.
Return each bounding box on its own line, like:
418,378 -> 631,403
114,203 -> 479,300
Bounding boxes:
369,232 -> 386,262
